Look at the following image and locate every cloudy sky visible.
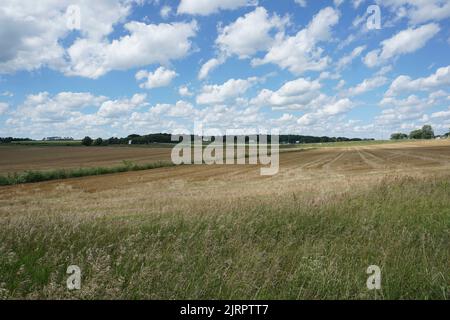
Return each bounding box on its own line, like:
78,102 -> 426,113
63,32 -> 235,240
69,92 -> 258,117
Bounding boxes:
0,0 -> 449,139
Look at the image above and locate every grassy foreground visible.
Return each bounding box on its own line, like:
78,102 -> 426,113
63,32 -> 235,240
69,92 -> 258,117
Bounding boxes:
0,174 -> 449,299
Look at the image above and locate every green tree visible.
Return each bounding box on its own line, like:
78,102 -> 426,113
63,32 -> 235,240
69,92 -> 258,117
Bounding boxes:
391,133 -> 408,140
445,128 -> 450,138
93,138 -> 104,146
409,129 -> 423,140
421,125 -> 434,139
81,136 -> 93,146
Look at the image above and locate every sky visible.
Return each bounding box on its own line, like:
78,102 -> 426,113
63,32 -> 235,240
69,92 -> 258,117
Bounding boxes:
0,0 -> 449,140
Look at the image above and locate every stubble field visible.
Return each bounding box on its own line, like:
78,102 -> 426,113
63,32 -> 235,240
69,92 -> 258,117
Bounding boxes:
0,140 -> 449,299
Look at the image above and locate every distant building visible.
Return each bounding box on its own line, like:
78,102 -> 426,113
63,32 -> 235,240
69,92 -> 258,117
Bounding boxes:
43,136 -> 74,141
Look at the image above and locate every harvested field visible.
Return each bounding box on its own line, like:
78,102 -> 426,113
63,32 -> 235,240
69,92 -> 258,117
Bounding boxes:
0,140 -> 449,299
0,146 -> 172,174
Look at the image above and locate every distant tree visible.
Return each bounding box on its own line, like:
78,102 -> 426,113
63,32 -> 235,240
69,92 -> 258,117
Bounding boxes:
81,136 -> 93,146
409,129 -> 423,140
445,128 -> 450,138
391,133 -> 408,140
93,138 -> 103,146
421,125 -> 434,139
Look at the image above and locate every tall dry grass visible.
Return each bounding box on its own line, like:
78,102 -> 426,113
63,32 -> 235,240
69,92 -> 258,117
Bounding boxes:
0,172 -> 448,299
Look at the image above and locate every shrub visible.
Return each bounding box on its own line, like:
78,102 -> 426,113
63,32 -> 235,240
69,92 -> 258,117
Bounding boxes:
0,161 -> 175,186
81,136 -> 93,146
94,138 -> 104,146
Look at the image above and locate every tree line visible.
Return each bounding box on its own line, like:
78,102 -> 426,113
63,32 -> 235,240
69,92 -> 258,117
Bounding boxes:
0,137 -> 32,143
80,133 -> 374,146
391,125 -> 449,140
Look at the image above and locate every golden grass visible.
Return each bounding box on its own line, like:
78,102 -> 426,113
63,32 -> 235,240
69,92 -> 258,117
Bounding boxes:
0,140 -> 449,299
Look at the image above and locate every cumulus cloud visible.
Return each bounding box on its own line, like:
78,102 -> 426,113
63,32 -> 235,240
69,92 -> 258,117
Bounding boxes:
385,65 -> 450,96
336,45 -> 366,70
179,86 -> 194,97
148,100 -> 197,118
252,7 -> 340,74
97,94 -> 148,118
216,7 -> 289,59
251,78 -> 322,110
177,0 -> 257,16
200,7 -> 288,79
363,23 -> 440,67
196,77 -> 258,105
198,57 -> 226,80
347,76 -> 388,96
375,88 -> 450,132
297,98 -> 354,125
136,67 -> 178,89
66,21 -> 198,79
380,0 -> 450,25
0,1 -> 199,78
15,92 -> 108,122
160,5 -> 172,19
0,0 -> 134,74
4,91 -> 150,139
376,94 -> 435,126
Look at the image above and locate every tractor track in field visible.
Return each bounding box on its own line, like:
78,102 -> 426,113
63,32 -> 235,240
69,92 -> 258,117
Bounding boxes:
2,140 -> 450,194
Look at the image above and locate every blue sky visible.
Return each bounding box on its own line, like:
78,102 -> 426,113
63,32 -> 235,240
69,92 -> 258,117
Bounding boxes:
0,0 -> 449,139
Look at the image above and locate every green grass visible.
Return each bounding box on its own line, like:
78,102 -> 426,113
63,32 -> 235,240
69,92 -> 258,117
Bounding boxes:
0,160 -> 175,186
0,175 -> 448,299
10,140 -> 83,146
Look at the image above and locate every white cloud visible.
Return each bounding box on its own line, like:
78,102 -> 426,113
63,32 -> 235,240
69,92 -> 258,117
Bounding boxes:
294,0 -> 307,7
297,98 -> 354,125
66,21 -> 198,78
179,86 -> 194,97
98,94 -> 148,118
1,91 -> 13,97
352,0 -> 366,9
277,113 -> 295,122
385,65 -> 450,96
0,0 -> 134,74
363,23 -> 440,67
347,76 -> 388,96
216,7 -> 289,59
196,77 -> 258,105
431,110 -> 450,119
375,89 -> 450,130
177,0 -> 257,16
380,0 -> 450,25
148,100 -> 197,118
160,5 -> 172,19
198,57 -> 225,80
336,45 -> 366,70
0,102 -> 8,115
136,67 -> 178,89
376,95 -> 432,126
10,92 -> 107,125
335,79 -> 346,90
7,91 -> 149,137
252,7 -> 340,74
321,98 -> 353,115
251,78 -> 322,109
